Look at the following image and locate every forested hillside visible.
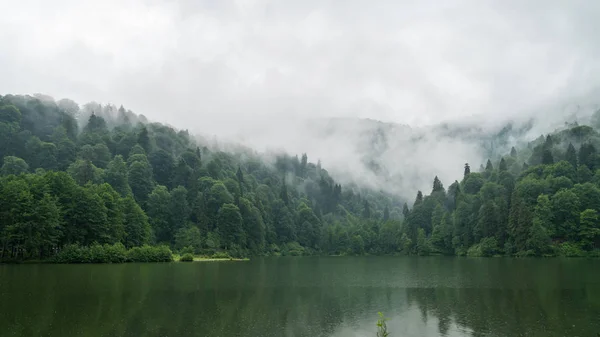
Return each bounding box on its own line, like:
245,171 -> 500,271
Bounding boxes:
0,94 -> 403,260
405,123 -> 600,257
1,94 -> 599,261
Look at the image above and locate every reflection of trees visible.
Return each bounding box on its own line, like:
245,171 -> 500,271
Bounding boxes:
1,258 -> 599,337
406,260 -> 600,337
0,259 -> 403,337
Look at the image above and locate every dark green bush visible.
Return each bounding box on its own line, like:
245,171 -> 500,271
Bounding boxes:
53,244 -> 89,263
127,245 -> 173,262
556,242 -> 585,257
102,243 -> 128,263
180,253 -> 194,262
52,243 -> 171,263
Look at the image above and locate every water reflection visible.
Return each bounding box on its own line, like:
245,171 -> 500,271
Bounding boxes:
0,257 -> 598,337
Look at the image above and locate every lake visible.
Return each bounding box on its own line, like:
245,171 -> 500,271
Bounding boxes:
0,257 -> 599,337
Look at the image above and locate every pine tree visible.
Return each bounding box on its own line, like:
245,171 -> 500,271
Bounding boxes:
430,204 -> 446,253
566,143 -> 578,168
464,163 -> 471,177
432,176 -> 444,193
414,191 -> 423,206
510,147 -> 517,158
541,149 -> 554,165
579,143 -> 597,170
402,203 -> 410,219
485,159 -> 494,172
137,126 -> 150,153
236,166 -> 244,197
499,158 -> 507,172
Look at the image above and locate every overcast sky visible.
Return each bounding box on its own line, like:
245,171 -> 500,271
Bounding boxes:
1,0 -> 599,133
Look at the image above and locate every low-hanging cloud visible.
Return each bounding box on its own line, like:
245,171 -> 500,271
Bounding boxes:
2,0 -> 600,198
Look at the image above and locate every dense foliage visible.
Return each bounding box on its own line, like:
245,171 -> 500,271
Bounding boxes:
0,94 -> 402,261
403,124 -> 600,257
52,243 -> 172,263
1,94 -> 599,261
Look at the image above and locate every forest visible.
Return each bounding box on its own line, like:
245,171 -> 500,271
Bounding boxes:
0,94 -> 599,261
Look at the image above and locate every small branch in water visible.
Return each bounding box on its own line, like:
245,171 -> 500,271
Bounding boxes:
376,312 -> 389,337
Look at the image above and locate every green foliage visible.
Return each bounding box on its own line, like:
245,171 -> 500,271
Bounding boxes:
556,242 -> 586,257
180,253 -> 194,262
4,94 -> 600,262
467,237 -> 499,257
52,243 -> 146,263
211,251 -> 232,259
126,245 -> 173,262
376,312 -> 389,337
1,156 -> 29,175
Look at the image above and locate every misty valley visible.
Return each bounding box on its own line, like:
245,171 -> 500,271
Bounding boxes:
0,93 -> 599,337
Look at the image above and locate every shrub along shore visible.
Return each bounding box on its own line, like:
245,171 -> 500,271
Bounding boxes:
0,243 -> 253,264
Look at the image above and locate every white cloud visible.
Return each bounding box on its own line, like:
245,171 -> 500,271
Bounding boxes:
1,0 -> 600,197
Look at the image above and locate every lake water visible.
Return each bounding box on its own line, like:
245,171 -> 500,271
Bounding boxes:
0,257 -> 599,337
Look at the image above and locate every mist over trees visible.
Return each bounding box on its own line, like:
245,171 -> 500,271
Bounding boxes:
0,94 -> 403,260
1,94 -> 599,260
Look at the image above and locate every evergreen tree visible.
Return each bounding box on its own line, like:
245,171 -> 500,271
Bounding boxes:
499,158 -> 507,172
485,159 -> 494,172
432,176 -> 444,193
402,202 -> 410,219
414,191 -> 423,206
566,143 -> 578,168
541,149 -> 554,165
510,146 -> 517,158
464,163 -> 471,177
578,143 -> 597,170
137,126 -> 150,153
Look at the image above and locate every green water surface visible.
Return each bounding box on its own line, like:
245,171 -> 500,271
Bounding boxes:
0,257 -> 598,337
